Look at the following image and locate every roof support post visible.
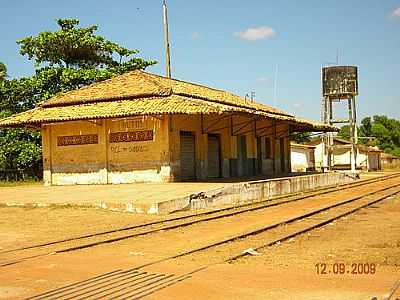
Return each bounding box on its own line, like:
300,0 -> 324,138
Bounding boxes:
230,115 -> 233,136
201,113 -> 204,134
272,120 -> 276,173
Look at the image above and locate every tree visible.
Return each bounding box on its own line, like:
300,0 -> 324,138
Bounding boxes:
18,19 -> 154,70
337,116 -> 400,157
359,117 -> 372,138
290,132 -> 312,144
338,125 -> 351,140
0,62 -> 6,81
0,19 -> 156,179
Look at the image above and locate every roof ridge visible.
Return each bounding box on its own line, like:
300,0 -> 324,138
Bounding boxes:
173,91 -> 292,118
141,70 -> 232,94
38,69 -> 291,117
40,70 -> 172,108
141,70 -> 287,114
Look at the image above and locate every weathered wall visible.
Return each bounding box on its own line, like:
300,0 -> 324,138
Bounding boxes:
381,156 -> 400,170
333,148 -> 368,170
152,172 -> 356,214
47,120 -> 107,185
41,125 -> 52,186
106,116 -> 170,183
169,114 -> 290,180
314,141 -> 366,171
368,152 -> 380,171
42,114 -> 292,185
291,146 -> 315,172
314,142 -> 326,170
45,116 -> 171,185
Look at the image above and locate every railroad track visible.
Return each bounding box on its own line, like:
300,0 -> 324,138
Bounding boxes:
24,174 -> 400,299
1,172 -> 399,268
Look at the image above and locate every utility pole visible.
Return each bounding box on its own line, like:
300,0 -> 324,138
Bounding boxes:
162,0 -> 172,78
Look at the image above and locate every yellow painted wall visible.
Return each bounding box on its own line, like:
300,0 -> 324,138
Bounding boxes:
49,120 -> 107,185
107,116 -> 170,183
46,116 -> 171,185
43,113 -> 291,185
169,114 -> 290,179
41,125 -> 52,186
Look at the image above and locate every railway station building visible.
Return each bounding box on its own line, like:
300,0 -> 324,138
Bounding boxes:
0,70 -> 336,185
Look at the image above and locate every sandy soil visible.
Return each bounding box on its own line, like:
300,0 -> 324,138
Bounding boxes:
0,176 -> 399,299
0,207 -> 168,250
147,193 -> 400,300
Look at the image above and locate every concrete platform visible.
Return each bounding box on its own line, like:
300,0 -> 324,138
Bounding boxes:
0,172 -> 357,214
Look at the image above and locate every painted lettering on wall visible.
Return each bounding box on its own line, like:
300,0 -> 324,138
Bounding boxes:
110,145 -> 149,153
119,118 -> 146,131
109,130 -> 153,143
57,134 -> 98,146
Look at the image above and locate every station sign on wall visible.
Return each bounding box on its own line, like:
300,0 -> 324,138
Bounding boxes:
57,134 -> 99,146
109,130 -> 154,143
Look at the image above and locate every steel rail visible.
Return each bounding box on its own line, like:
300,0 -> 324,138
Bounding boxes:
3,173 -> 400,269
46,179 -> 400,255
132,184 -> 400,269
226,188 -> 400,262
27,184 -> 400,300
2,172 -> 399,256
125,187 -> 400,300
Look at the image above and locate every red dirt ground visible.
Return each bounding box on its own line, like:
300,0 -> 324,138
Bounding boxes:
0,175 -> 399,299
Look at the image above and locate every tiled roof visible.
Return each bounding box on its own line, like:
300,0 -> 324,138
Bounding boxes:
0,96 -> 232,126
40,70 -> 290,117
0,70 -> 337,132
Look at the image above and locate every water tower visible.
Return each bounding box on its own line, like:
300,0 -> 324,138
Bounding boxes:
321,66 -> 358,171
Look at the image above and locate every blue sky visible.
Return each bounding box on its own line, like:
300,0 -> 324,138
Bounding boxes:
1,0 -> 399,122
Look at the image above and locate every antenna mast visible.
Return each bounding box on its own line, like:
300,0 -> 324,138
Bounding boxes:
162,0 -> 172,78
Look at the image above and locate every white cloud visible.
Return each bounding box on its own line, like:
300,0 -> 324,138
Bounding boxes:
292,103 -> 303,109
256,77 -> 272,84
191,32 -> 200,40
234,26 -> 275,41
393,7 -> 400,17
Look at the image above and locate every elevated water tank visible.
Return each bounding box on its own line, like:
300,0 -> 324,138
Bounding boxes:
322,66 -> 358,97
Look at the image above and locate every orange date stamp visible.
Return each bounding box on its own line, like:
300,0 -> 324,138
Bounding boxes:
315,263 -> 376,275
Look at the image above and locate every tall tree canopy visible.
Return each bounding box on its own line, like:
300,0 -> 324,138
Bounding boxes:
17,18 -> 154,70
0,19 -> 156,179
338,115 -> 400,157
0,62 -> 6,81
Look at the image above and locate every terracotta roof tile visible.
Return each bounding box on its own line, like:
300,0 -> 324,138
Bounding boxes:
0,70 -> 337,132
41,70 -> 290,117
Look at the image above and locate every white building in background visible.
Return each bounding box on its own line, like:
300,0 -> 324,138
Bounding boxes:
381,153 -> 400,169
308,137 -> 381,171
290,143 -> 316,172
